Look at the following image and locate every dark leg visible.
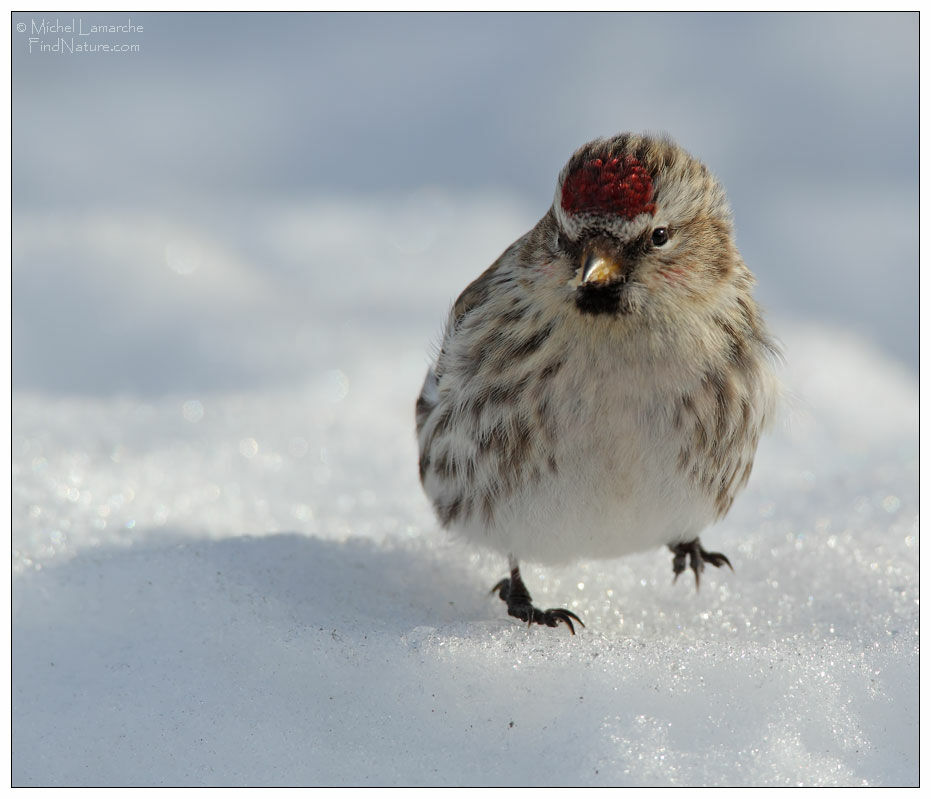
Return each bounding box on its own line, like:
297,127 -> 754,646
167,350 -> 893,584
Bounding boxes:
491,558 -> 583,634
669,537 -> 733,589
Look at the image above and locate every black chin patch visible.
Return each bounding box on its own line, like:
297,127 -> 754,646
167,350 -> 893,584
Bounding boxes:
575,282 -> 632,316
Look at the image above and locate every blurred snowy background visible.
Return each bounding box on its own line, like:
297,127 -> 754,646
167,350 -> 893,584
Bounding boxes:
12,12 -> 917,786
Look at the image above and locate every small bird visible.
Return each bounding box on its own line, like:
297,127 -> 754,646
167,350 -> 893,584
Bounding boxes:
416,133 -> 779,633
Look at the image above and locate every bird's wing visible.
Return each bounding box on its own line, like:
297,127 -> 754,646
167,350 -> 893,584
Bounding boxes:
449,257 -> 506,332
449,232 -> 532,332
415,367 -> 439,435
416,241 -> 521,437
415,260 -> 503,435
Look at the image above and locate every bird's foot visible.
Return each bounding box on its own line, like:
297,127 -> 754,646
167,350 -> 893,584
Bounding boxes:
491,567 -> 584,634
669,538 -> 733,589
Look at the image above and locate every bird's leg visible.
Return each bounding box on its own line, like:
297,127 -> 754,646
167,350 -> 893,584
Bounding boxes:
668,538 -> 733,589
491,556 -> 584,634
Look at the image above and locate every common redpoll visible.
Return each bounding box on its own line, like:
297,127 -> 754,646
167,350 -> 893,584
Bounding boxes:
416,133 -> 779,633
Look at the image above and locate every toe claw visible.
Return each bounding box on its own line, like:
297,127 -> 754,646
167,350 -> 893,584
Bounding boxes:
556,614 -> 575,635
669,538 -> 733,591
538,607 -> 584,634
491,567 -> 584,635
706,551 -> 733,571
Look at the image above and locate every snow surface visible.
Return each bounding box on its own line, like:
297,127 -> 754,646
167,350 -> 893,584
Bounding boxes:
11,195 -> 918,786
12,12 -> 917,787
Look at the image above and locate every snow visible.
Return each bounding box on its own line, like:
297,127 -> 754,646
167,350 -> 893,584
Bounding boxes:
11,11 -> 917,788
11,198 -> 918,786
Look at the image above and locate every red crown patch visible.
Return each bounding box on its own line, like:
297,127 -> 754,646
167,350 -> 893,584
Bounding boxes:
561,154 -> 656,220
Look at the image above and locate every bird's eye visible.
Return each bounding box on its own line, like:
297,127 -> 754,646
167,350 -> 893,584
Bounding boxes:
651,227 -> 669,247
556,231 -> 575,253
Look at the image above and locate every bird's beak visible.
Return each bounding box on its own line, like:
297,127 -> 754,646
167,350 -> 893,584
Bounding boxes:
580,251 -> 625,285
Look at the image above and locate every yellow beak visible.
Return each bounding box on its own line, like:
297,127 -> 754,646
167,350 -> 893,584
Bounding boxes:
581,252 -> 625,285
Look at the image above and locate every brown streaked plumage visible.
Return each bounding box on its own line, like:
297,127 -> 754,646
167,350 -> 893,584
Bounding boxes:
416,133 -> 780,633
